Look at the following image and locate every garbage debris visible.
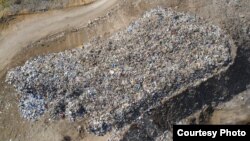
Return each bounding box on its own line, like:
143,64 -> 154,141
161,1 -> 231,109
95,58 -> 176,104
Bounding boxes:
6,7 -> 234,135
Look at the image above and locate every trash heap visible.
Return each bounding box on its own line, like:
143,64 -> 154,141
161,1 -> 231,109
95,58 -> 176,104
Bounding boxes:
6,8 -> 234,135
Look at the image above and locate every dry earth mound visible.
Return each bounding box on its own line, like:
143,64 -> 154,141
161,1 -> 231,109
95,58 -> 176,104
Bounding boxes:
6,8 -> 234,135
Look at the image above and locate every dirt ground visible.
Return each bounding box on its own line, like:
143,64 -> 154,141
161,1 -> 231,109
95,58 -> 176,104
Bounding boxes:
0,0 -> 249,141
0,0 -> 119,78
209,89 -> 250,124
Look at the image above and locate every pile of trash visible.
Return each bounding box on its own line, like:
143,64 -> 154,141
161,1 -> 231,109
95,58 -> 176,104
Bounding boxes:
6,8 -> 234,135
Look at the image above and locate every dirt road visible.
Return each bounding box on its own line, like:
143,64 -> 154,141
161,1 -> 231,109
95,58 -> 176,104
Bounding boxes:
0,0 -> 118,74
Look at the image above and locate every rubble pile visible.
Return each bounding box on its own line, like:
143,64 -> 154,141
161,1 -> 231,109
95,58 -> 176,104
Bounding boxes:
6,8 -> 234,135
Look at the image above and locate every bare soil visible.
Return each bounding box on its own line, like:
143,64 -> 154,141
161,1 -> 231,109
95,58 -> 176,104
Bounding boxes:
0,0 -> 118,78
